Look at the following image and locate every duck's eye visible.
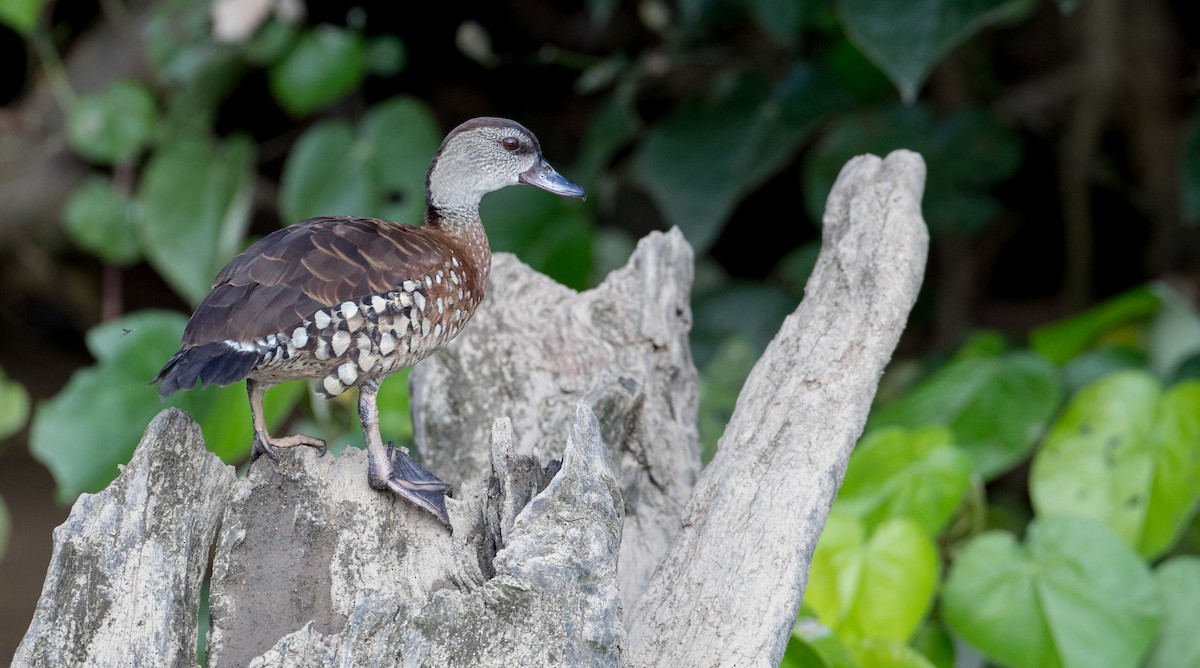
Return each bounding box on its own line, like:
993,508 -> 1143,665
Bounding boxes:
501,137 -> 520,152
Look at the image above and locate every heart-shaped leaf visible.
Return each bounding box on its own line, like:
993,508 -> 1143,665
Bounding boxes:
942,516 -> 1159,668
805,511 -> 939,643
1031,371 -> 1200,558
837,426 -> 972,536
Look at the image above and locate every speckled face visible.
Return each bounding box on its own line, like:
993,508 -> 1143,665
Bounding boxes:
241,252 -> 484,397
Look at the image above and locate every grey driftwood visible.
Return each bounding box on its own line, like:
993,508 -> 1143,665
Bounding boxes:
15,150 -> 929,667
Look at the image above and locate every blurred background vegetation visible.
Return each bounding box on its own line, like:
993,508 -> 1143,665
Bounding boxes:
1,0 -> 1199,665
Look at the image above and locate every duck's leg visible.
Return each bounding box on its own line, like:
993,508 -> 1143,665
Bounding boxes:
247,379 -> 327,461
360,378 -> 452,527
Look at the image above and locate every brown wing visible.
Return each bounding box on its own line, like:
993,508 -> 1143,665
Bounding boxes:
181,216 -> 455,346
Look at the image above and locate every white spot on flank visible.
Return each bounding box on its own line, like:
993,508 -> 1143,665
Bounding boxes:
454,308 -> 461,321
403,280 -> 418,292
413,291 -> 426,312
379,332 -> 395,355
434,323 -> 443,337
421,318 -> 432,336
394,315 -> 410,334
436,271 -> 443,284
452,256 -> 460,267
331,330 -> 352,357
425,276 -> 433,288
358,349 -> 378,373
292,327 -> 308,347
314,310 -> 331,330
398,292 -> 413,307
437,297 -> 444,313
338,362 -> 358,386
371,295 -> 387,314
341,301 -> 359,320
323,376 -> 343,396
449,270 -> 459,285
315,339 -> 330,360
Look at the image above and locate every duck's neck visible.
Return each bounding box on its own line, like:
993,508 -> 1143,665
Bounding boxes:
424,196 -> 492,300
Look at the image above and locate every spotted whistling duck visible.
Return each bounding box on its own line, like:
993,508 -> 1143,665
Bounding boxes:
154,117 -> 586,527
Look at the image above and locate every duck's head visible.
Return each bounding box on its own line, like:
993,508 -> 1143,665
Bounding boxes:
426,117 -> 585,217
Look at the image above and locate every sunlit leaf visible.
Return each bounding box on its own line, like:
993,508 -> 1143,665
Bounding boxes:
837,426 -> 971,536
848,638 -> 936,668
805,511 -> 939,643
63,175 -> 141,265
138,133 -> 255,305
66,80 -> 158,164
870,351 -> 1060,479
1144,557 -> 1200,668
269,25 -> 367,116
837,0 -> 1025,103
943,516 -> 1159,668
1031,371 -> 1200,558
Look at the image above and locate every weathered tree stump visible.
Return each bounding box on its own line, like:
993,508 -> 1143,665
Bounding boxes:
15,150 -> 928,667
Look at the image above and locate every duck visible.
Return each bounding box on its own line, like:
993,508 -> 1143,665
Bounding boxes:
154,117 -> 586,527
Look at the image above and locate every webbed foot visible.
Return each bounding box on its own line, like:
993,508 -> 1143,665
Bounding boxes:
369,441 -> 452,528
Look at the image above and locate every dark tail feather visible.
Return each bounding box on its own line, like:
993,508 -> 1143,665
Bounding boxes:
153,342 -> 259,398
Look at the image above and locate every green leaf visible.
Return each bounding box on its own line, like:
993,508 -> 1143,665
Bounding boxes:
837,426 -> 971,536
269,25 -> 367,116
698,337 -> 758,463
0,494 -> 8,559
138,133 -> 255,305
911,622 -> 955,668
366,35 -> 406,76
29,311 -> 301,501
0,0 -> 47,34
1059,346 -> 1145,395
66,80 -> 158,164
0,367 -> 30,441
1144,557 -> 1200,668
804,104 -> 1021,236
481,185 -> 594,290
1146,282 -> 1200,380
848,638 -> 936,668
1031,371 -> 1200,557
635,68 -> 842,252
1055,0 -> 1088,12
870,351 -> 1060,479
63,175 -> 141,265
837,0 -> 1023,103
942,516 -> 1159,668
280,120 -> 377,222
360,97 -> 441,226
805,512 -> 939,643
1180,90 -> 1200,224
1030,284 -> 1161,364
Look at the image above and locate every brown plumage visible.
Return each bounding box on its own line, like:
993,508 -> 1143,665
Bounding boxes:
154,117 -> 585,527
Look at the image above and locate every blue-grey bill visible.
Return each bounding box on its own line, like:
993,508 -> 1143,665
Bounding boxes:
520,158 -> 587,199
